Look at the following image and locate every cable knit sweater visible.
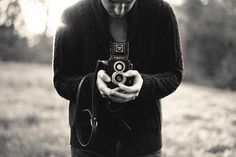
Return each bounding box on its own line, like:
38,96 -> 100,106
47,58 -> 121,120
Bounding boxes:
53,0 -> 183,156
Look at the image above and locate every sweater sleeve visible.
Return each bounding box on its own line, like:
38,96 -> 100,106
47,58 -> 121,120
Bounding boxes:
52,10 -> 94,102
138,2 -> 183,99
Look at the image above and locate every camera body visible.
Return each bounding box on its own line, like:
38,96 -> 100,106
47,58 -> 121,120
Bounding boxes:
106,42 -> 133,88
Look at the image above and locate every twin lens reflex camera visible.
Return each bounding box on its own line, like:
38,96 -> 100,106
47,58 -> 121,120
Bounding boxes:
104,42 -> 133,88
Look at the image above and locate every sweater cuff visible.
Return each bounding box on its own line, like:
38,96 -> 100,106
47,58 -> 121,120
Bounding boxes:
139,74 -> 155,98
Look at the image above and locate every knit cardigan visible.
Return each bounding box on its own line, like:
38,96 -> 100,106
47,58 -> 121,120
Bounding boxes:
53,0 -> 183,156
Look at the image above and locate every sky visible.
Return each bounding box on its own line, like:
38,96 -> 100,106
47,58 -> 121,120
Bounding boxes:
19,0 -> 183,36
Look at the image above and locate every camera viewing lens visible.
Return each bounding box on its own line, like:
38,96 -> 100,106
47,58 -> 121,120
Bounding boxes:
114,61 -> 125,72
116,63 -> 123,71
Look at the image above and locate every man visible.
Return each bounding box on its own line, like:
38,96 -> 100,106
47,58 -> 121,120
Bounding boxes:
53,0 -> 183,156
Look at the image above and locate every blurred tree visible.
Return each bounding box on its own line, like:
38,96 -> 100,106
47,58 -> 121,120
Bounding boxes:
28,0 -> 53,63
0,0 -> 21,37
0,0 -> 53,63
0,0 -> 29,61
182,0 -> 236,90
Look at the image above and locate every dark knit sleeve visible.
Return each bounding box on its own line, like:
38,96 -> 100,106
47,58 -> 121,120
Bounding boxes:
138,2 -> 183,99
53,10 -> 94,101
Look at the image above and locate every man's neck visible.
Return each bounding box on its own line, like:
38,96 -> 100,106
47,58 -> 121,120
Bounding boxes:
108,16 -> 127,42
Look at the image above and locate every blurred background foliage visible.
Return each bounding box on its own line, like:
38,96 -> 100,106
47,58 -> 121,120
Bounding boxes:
0,0 -> 236,89
0,0 -> 53,63
179,0 -> 236,90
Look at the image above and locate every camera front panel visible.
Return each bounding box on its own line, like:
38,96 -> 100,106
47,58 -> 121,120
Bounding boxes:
107,58 -> 132,87
106,42 -> 133,88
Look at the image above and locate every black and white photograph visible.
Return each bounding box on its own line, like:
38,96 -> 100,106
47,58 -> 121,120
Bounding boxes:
0,0 -> 235,156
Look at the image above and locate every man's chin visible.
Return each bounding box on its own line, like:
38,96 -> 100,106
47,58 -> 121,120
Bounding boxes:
109,13 -> 126,18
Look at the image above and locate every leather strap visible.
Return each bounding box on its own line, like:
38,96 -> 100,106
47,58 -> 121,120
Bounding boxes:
75,61 -> 103,147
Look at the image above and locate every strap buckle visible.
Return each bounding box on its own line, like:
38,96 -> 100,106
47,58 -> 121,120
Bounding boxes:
90,117 -> 98,127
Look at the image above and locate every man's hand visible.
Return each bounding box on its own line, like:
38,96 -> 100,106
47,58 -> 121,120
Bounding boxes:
96,70 -> 112,98
96,69 -> 143,103
109,70 -> 143,103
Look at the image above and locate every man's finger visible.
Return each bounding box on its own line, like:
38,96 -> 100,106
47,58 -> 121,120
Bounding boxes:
97,76 -> 111,96
100,87 -> 111,96
98,70 -> 111,82
110,90 -> 138,99
112,87 -> 123,92
101,93 -> 109,98
98,82 -> 111,96
118,83 -> 139,93
96,76 -> 106,89
123,70 -> 139,77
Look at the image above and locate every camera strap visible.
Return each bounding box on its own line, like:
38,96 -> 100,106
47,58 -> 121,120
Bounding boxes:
75,61 -> 103,147
75,60 -> 132,147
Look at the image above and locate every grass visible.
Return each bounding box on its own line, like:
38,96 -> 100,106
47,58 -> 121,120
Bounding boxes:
162,81 -> 236,157
0,61 -> 235,157
0,62 -> 69,157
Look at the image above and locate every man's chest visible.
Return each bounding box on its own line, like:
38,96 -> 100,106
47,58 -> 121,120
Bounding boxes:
109,17 -> 127,42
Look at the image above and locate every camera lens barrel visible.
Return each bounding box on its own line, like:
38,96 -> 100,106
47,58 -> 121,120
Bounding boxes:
112,72 -> 126,85
114,61 -> 126,72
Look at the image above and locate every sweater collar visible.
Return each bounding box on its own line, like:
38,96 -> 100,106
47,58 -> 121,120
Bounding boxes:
90,0 -> 139,42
